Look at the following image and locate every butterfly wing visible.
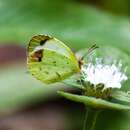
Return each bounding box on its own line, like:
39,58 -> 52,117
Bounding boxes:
27,35 -> 80,84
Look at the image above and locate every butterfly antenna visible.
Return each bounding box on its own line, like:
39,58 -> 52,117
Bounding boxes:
81,44 -> 99,60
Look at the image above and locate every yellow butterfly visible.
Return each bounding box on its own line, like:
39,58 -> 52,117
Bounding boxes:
27,35 -> 80,84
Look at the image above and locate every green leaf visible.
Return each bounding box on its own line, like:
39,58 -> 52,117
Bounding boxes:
58,91 -> 130,110
63,74 -> 83,89
111,90 -> 130,103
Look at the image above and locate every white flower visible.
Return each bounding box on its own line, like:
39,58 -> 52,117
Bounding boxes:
81,58 -> 128,89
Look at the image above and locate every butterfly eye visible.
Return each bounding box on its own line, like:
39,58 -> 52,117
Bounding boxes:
78,60 -> 84,68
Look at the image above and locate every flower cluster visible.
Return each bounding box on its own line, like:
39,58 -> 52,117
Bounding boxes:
81,58 -> 128,89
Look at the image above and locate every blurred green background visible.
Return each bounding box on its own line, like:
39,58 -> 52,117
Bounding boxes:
0,0 -> 130,130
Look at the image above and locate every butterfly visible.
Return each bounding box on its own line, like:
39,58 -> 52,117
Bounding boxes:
27,34 -> 98,84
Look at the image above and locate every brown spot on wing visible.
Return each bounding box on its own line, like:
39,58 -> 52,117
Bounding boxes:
30,49 -> 43,62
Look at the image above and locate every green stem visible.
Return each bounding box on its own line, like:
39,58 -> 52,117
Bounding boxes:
83,108 -> 100,130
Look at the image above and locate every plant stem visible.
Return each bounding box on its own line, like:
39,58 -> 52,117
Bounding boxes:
83,108 -> 100,130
